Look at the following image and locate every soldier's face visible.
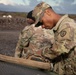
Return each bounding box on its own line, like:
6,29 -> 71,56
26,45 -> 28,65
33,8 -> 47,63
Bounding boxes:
40,10 -> 55,29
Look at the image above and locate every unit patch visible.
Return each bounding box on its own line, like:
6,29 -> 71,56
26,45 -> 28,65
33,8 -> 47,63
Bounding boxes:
60,30 -> 66,37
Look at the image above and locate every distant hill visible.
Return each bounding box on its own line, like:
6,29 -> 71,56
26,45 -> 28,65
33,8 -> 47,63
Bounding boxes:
0,11 -> 28,31
60,14 -> 76,21
0,11 -> 76,20
0,11 -> 76,31
0,11 -> 28,18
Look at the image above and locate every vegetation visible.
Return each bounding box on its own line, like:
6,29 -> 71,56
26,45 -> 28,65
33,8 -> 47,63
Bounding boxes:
0,11 -> 27,18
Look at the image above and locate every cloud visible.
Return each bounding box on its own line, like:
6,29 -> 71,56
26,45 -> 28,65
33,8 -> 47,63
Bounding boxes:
0,0 -> 15,5
19,0 -> 40,11
53,0 -> 76,14
0,0 -> 76,14
0,3 -> 29,12
22,0 -> 30,6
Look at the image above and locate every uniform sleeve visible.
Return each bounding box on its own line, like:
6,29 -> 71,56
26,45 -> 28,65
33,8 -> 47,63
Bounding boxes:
43,23 -> 75,59
15,26 -> 34,58
14,33 -> 23,58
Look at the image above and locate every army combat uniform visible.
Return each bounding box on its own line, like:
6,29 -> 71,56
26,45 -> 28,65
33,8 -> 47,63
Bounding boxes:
32,2 -> 76,75
15,24 -> 54,62
42,15 -> 76,75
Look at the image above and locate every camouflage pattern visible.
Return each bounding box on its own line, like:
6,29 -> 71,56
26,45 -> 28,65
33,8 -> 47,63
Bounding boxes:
15,24 -> 54,62
32,2 -> 51,25
32,2 -> 76,74
42,15 -> 76,75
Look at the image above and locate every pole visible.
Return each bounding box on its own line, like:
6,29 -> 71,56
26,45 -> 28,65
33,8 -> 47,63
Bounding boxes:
0,54 -> 51,70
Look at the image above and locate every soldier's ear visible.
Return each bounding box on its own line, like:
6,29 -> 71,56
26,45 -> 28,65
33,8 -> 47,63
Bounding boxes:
45,9 -> 51,16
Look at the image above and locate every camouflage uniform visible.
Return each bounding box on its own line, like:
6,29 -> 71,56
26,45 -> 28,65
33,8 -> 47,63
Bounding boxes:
43,15 -> 76,75
32,2 -> 76,75
15,24 -> 54,62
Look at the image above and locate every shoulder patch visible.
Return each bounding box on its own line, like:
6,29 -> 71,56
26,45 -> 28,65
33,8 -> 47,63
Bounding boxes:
60,30 -> 66,37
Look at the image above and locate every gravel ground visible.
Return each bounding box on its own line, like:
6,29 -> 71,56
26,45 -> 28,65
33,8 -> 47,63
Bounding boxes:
0,61 -> 57,75
0,31 -> 20,56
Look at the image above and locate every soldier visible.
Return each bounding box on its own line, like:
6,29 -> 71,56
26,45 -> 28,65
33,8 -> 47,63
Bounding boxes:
32,2 -> 76,75
15,11 -> 54,63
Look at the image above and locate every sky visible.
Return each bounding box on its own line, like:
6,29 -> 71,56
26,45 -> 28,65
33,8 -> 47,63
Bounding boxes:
0,0 -> 76,14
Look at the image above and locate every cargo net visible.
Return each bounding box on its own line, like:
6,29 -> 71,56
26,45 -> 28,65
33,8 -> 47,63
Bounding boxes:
0,59 -> 57,75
